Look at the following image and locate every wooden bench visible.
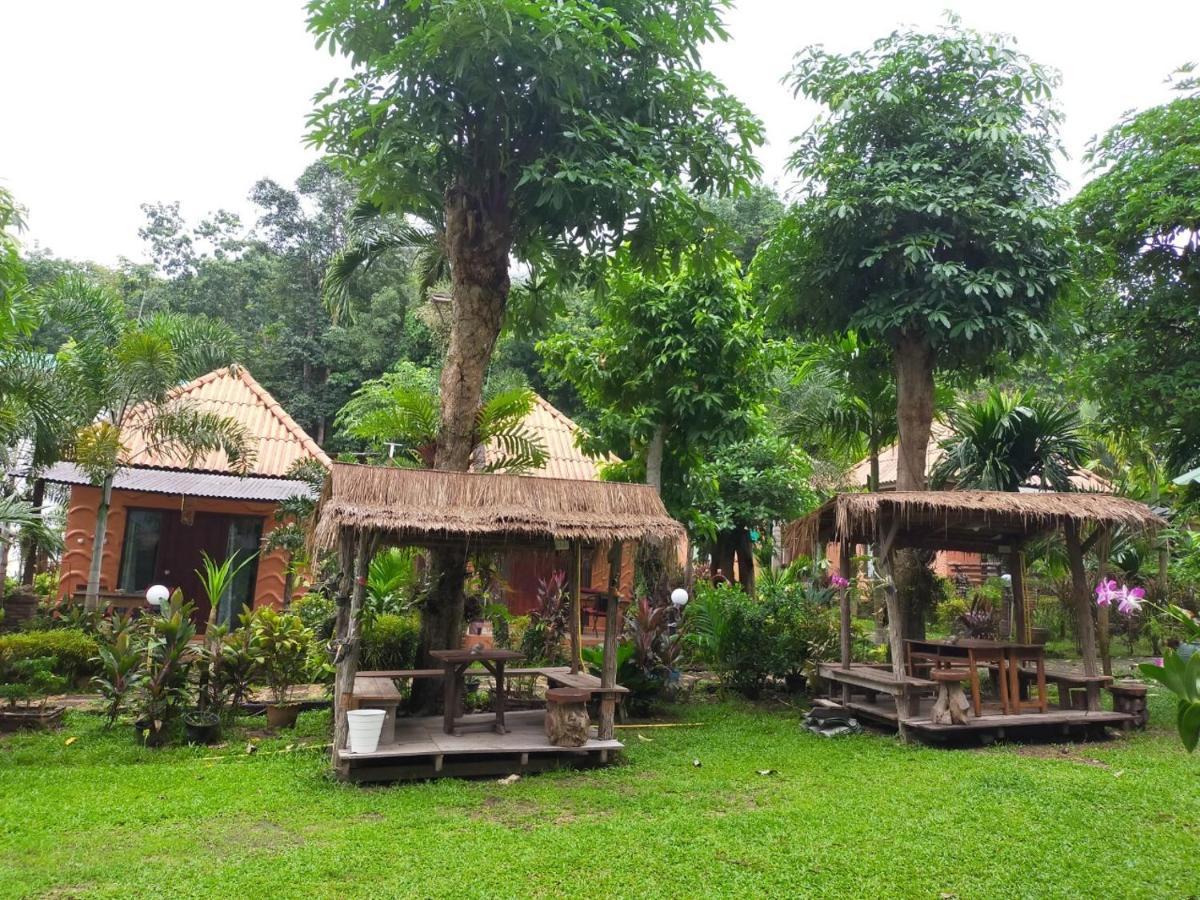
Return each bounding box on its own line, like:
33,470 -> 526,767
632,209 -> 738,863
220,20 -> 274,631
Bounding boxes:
1006,666 -> 1111,712
817,662 -> 936,718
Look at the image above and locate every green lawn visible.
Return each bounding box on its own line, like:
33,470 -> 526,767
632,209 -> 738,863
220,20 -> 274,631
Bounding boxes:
1,693 -> 1196,899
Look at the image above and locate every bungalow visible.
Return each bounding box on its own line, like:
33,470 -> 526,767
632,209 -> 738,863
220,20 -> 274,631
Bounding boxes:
482,393 -> 635,617
45,367 -> 331,623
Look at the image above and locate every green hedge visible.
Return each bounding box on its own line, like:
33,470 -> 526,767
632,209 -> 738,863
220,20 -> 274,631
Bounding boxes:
0,629 -> 99,684
361,613 -> 420,671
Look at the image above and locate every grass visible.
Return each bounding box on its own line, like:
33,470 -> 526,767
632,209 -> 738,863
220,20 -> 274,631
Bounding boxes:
1,692 -> 1197,899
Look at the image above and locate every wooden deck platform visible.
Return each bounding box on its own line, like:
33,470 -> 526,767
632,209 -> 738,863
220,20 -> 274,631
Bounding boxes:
819,662 -> 1134,744
337,709 -> 623,783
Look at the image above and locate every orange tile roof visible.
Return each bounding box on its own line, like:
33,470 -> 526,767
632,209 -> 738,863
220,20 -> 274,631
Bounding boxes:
482,394 -> 617,481
121,367 -> 331,477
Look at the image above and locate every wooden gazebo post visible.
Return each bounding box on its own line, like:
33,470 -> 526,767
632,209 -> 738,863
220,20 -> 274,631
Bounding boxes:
332,533 -> 371,764
1009,546 -> 1029,645
1064,520 -> 1101,680
838,539 -> 852,705
568,541 -> 583,675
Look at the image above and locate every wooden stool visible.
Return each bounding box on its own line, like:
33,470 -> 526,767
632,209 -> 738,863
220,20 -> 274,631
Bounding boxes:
544,687 -> 591,747
1108,681 -> 1149,729
930,669 -> 973,725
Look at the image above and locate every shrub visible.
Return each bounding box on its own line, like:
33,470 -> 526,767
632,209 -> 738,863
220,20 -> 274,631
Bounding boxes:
759,581 -> 839,688
361,613 -> 420,671
684,582 -> 773,697
291,592 -> 337,640
0,629 -> 99,684
936,596 -> 970,634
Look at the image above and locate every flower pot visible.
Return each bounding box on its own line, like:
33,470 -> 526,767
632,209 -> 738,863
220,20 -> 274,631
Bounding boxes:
346,709 -> 386,754
1178,642 -> 1200,663
1030,627 -> 1050,646
182,710 -> 222,745
0,705 -> 64,732
784,673 -> 807,694
266,703 -> 301,729
135,716 -> 171,747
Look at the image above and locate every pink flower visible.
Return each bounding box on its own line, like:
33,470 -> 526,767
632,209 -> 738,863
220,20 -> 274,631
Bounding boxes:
830,574 -> 850,590
1118,586 -> 1145,617
1095,579 -> 1120,607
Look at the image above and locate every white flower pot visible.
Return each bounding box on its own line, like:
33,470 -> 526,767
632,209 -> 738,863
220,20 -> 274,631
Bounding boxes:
346,709 -> 386,754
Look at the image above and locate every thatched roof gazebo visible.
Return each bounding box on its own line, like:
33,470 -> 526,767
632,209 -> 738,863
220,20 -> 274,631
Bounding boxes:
783,491 -> 1166,715
311,463 -> 685,773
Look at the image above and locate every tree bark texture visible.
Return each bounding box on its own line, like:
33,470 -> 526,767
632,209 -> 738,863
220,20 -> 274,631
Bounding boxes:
20,478 -> 45,585
332,536 -> 371,765
84,474 -> 115,611
414,185 -> 513,693
645,423 -> 666,495
892,330 -> 937,642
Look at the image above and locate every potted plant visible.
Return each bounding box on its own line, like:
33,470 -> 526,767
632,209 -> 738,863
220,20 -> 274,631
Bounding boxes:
91,616 -> 146,727
250,607 -> 310,729
0,656 -> 67,731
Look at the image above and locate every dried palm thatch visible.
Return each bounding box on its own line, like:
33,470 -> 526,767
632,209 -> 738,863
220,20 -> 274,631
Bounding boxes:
311,462 -> 686,551
783,491 -> 1166,559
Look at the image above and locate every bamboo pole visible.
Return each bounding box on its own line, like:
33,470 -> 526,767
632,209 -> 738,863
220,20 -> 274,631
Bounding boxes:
838,539 -> 852,706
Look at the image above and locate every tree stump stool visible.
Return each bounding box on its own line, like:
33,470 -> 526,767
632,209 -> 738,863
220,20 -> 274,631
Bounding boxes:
544,687 -> 591,747
1108,681 -> 1149,729
930,669 -> 973,725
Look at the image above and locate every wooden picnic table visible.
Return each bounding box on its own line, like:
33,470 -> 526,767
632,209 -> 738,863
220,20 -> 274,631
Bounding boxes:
906,638 -> 1047,718
429,649 -> 524,736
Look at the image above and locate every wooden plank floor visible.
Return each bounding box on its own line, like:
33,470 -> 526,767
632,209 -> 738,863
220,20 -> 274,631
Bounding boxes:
339,709 -> 622,762
839,695 -> 1133,739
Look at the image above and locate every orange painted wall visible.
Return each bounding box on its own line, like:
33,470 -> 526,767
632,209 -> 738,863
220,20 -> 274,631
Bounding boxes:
58,485 -> 291,610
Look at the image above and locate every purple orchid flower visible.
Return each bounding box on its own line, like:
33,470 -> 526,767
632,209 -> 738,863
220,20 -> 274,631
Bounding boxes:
1117,586 -> 1145,617
1094,578 -> 1120,607
830,574 -> 850,590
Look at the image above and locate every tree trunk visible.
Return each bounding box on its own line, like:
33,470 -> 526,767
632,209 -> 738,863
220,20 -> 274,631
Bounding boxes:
84,474 -> 115,611
868,444 -> 881,493
645,424 -> 666,495
20,478 -> 45,584
1096,531 -> 1112,676
892,330 -> 937,642
711,532 -> 736,585
412,185 -> 513,706
892,331 -> 935,492
734,528 -> 755,595
332,537 -> 370,765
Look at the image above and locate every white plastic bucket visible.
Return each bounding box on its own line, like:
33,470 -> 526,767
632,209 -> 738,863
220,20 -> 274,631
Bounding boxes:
346,709 -> 386,754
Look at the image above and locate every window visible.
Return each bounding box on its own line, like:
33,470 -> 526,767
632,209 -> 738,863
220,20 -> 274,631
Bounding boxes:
118,509 -> 164,592
219,517 -> 263,625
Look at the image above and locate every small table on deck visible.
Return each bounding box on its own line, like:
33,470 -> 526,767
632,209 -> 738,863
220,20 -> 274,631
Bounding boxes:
906,638 -> 1047,717
429,649 -> 524,736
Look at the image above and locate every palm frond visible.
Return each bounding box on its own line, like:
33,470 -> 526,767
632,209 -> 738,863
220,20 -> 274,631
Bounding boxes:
133,405 -> 255,474
143,312 -> 243,380
482,424 -> 549,475
476,388 -> 538,437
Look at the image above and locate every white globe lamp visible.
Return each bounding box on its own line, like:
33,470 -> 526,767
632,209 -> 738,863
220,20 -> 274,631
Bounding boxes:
670,587 -> 689,609
145,584 -> 170,610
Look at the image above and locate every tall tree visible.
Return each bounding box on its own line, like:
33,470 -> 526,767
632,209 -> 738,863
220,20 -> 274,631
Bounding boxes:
756,19 -> 1071,495
1070,69 -> 1200,474
307,0 -> 762,658
43,277 -> 253,611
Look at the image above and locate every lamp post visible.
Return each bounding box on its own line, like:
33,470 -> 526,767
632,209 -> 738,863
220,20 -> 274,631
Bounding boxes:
145,584 -> 169,614
669,587 -> 688,633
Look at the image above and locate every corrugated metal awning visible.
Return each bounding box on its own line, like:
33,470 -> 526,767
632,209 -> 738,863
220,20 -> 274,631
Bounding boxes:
40,462 -> 316,502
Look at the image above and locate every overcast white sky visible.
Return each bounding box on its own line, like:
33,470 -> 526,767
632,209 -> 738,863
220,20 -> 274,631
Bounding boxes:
2,0 -> 1195,265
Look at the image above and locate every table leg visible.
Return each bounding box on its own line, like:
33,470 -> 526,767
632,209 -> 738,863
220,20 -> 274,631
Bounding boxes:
967,650 -> 982,717
441,664 -> 456,735
1036,656 -> 1047,713
493,660 -> 508,734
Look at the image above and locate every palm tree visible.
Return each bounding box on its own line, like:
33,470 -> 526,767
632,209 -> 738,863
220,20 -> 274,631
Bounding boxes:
931,388 -> 1087,492
43,276 -> 255,609
785,333 -> 898,490
322,201 -> 448,324
336,362 -> 548,474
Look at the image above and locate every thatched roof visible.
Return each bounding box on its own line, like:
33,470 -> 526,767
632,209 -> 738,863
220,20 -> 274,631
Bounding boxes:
311,462 -> 685,551
783,491 -> 1166,558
